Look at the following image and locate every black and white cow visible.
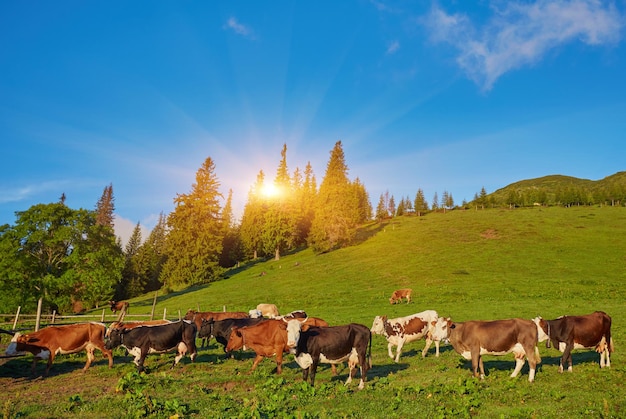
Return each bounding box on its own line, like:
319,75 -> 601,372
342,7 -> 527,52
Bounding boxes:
370,310 -> 439,362
294,323 -> 372,390
105,320 -> 197,373
532,311 -> 613,372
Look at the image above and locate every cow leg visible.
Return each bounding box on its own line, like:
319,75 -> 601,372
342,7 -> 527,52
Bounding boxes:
421,337 -> 433,358
394,339 -> 405,362
98,344 -> 114,368
330,364 -> 338,376
510,355 -> 525,378
83,347 -> 95,372
434,340 -> 440,357
275,352 -> 283,374
560,343 -> 574,373
302,367 -> 310,383
248,354 -> 264,374
309,359 -> 319,387
45,353 -> 56,376
30,357 -> 39,376
471,352 -> 482,379
387,342 -> 395,360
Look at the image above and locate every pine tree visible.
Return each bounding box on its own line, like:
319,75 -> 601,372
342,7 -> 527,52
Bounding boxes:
161,157 -> 224,289
120,222 -> 144,299
414,189 -> 428,216
220,189 -> 244,267
240,171 -> 266,259
308,141 -> 357,253
95,184 -> 115,228
263,144 -> 297,260
376,194 -> 387,222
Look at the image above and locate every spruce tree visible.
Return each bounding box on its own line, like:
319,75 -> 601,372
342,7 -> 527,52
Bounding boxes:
308,141 -> 357,253
161,157 -> 224,289
95,184 -> 115,228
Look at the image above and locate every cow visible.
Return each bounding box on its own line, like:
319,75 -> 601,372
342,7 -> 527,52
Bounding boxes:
199,317 -> 267,352
249,303 -> 280,318
225,319 -> 301,374
435,317 -> 541,382
183,309 -> 248,347
294,323 -> 372,390
389,288 -> 412,304
5,322 -> 113,376
109,300 -> 129,314
532,311 -> 613,372
105,320 -> 197,373
370,310 -> 440,362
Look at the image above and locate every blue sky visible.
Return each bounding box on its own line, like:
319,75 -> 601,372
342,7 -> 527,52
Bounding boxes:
2,1 -> 625,245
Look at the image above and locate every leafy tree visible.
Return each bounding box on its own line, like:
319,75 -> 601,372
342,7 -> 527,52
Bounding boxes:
308,141 -> 359,253
161,157 -> 224,289
0,201 -> 122,313
119,222 -> 144,299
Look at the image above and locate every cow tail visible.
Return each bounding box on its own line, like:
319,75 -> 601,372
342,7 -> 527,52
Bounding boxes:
368,330 -> 373,368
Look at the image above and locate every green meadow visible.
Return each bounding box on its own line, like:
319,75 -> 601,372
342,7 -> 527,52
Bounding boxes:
2,206 -> 625,418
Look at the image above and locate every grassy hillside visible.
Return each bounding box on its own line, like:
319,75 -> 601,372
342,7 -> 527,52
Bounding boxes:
2,206 -> 626,418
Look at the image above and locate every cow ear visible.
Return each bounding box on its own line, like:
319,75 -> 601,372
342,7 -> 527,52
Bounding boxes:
450,323 -> 456,329
301,324 -> 310,332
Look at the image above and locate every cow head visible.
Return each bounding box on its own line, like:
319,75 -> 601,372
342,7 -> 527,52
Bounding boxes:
199,319 -> 214,339
104,328 -> 125,350
183,309 -> 197,321
286,319 -> 302,348
225,327 -> 244,352
5,333 -> 49,359
370,316 -> 387,335
532,316 -> 550,346
429,317 -> 451,343
249,309 -> 262,319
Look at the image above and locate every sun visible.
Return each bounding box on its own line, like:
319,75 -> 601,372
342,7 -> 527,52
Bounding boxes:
260,182 -> 281,199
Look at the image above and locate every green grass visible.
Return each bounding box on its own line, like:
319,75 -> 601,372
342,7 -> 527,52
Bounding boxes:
2,206 -> 625,418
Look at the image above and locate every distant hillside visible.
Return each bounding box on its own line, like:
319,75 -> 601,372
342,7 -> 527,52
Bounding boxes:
479,171 -> 626,207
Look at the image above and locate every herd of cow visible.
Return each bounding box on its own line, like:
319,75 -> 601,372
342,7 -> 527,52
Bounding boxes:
2,298 -> 615,390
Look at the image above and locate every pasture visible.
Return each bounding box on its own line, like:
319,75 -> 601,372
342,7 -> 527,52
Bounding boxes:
1,206 -> 625,418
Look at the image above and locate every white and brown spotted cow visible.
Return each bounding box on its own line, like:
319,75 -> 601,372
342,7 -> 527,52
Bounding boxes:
370,310 -> 439,362
533,311 -> 613,372
389,288 -> 412,304
436,317 -> 541,382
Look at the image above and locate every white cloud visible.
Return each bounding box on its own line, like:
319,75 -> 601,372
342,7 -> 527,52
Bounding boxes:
425,0 -> 624,90
224,17 -> 256,39
386,40 -> 400,55
114,214 -> 149,249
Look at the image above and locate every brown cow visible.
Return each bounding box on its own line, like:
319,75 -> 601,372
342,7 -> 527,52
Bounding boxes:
109,300 -> 129,314
225,319 -> 302,374
533,311 -> 613,372
184,309 -> 248,347
5,322 -> 113,376
389,289 -> 412,304
436,317 -> 541,382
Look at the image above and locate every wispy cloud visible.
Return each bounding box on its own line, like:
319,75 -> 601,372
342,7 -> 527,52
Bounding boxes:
0,180 -> 73,204
224,17 -> 256,40
425,0 -> 624,91
386,40 -> 400,55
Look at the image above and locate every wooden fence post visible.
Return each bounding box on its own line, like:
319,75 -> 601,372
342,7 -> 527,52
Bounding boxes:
35,298 -> 43,331
12,306 -> 21,330
101,309 -> 105,322
51,310 -> 56,324
150,291 -> 158,321
163,308 -> 167,320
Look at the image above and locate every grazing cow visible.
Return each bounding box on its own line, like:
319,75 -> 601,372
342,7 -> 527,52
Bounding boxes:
370,310 -> 439,362
109,300 -> 129,314
532,311 -> 613,372
436,318 -> 541,382
199,317 -> 267,351
294,323 -> 372,390
225,319 -> 301,374
105,320 -> 197,373
184,309 -> 248,347
5,322 -> 113,376
250,303 -> 280,318
389,289 -> 412,304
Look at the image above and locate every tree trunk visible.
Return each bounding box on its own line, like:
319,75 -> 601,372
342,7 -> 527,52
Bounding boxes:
275,247 -> 280,261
